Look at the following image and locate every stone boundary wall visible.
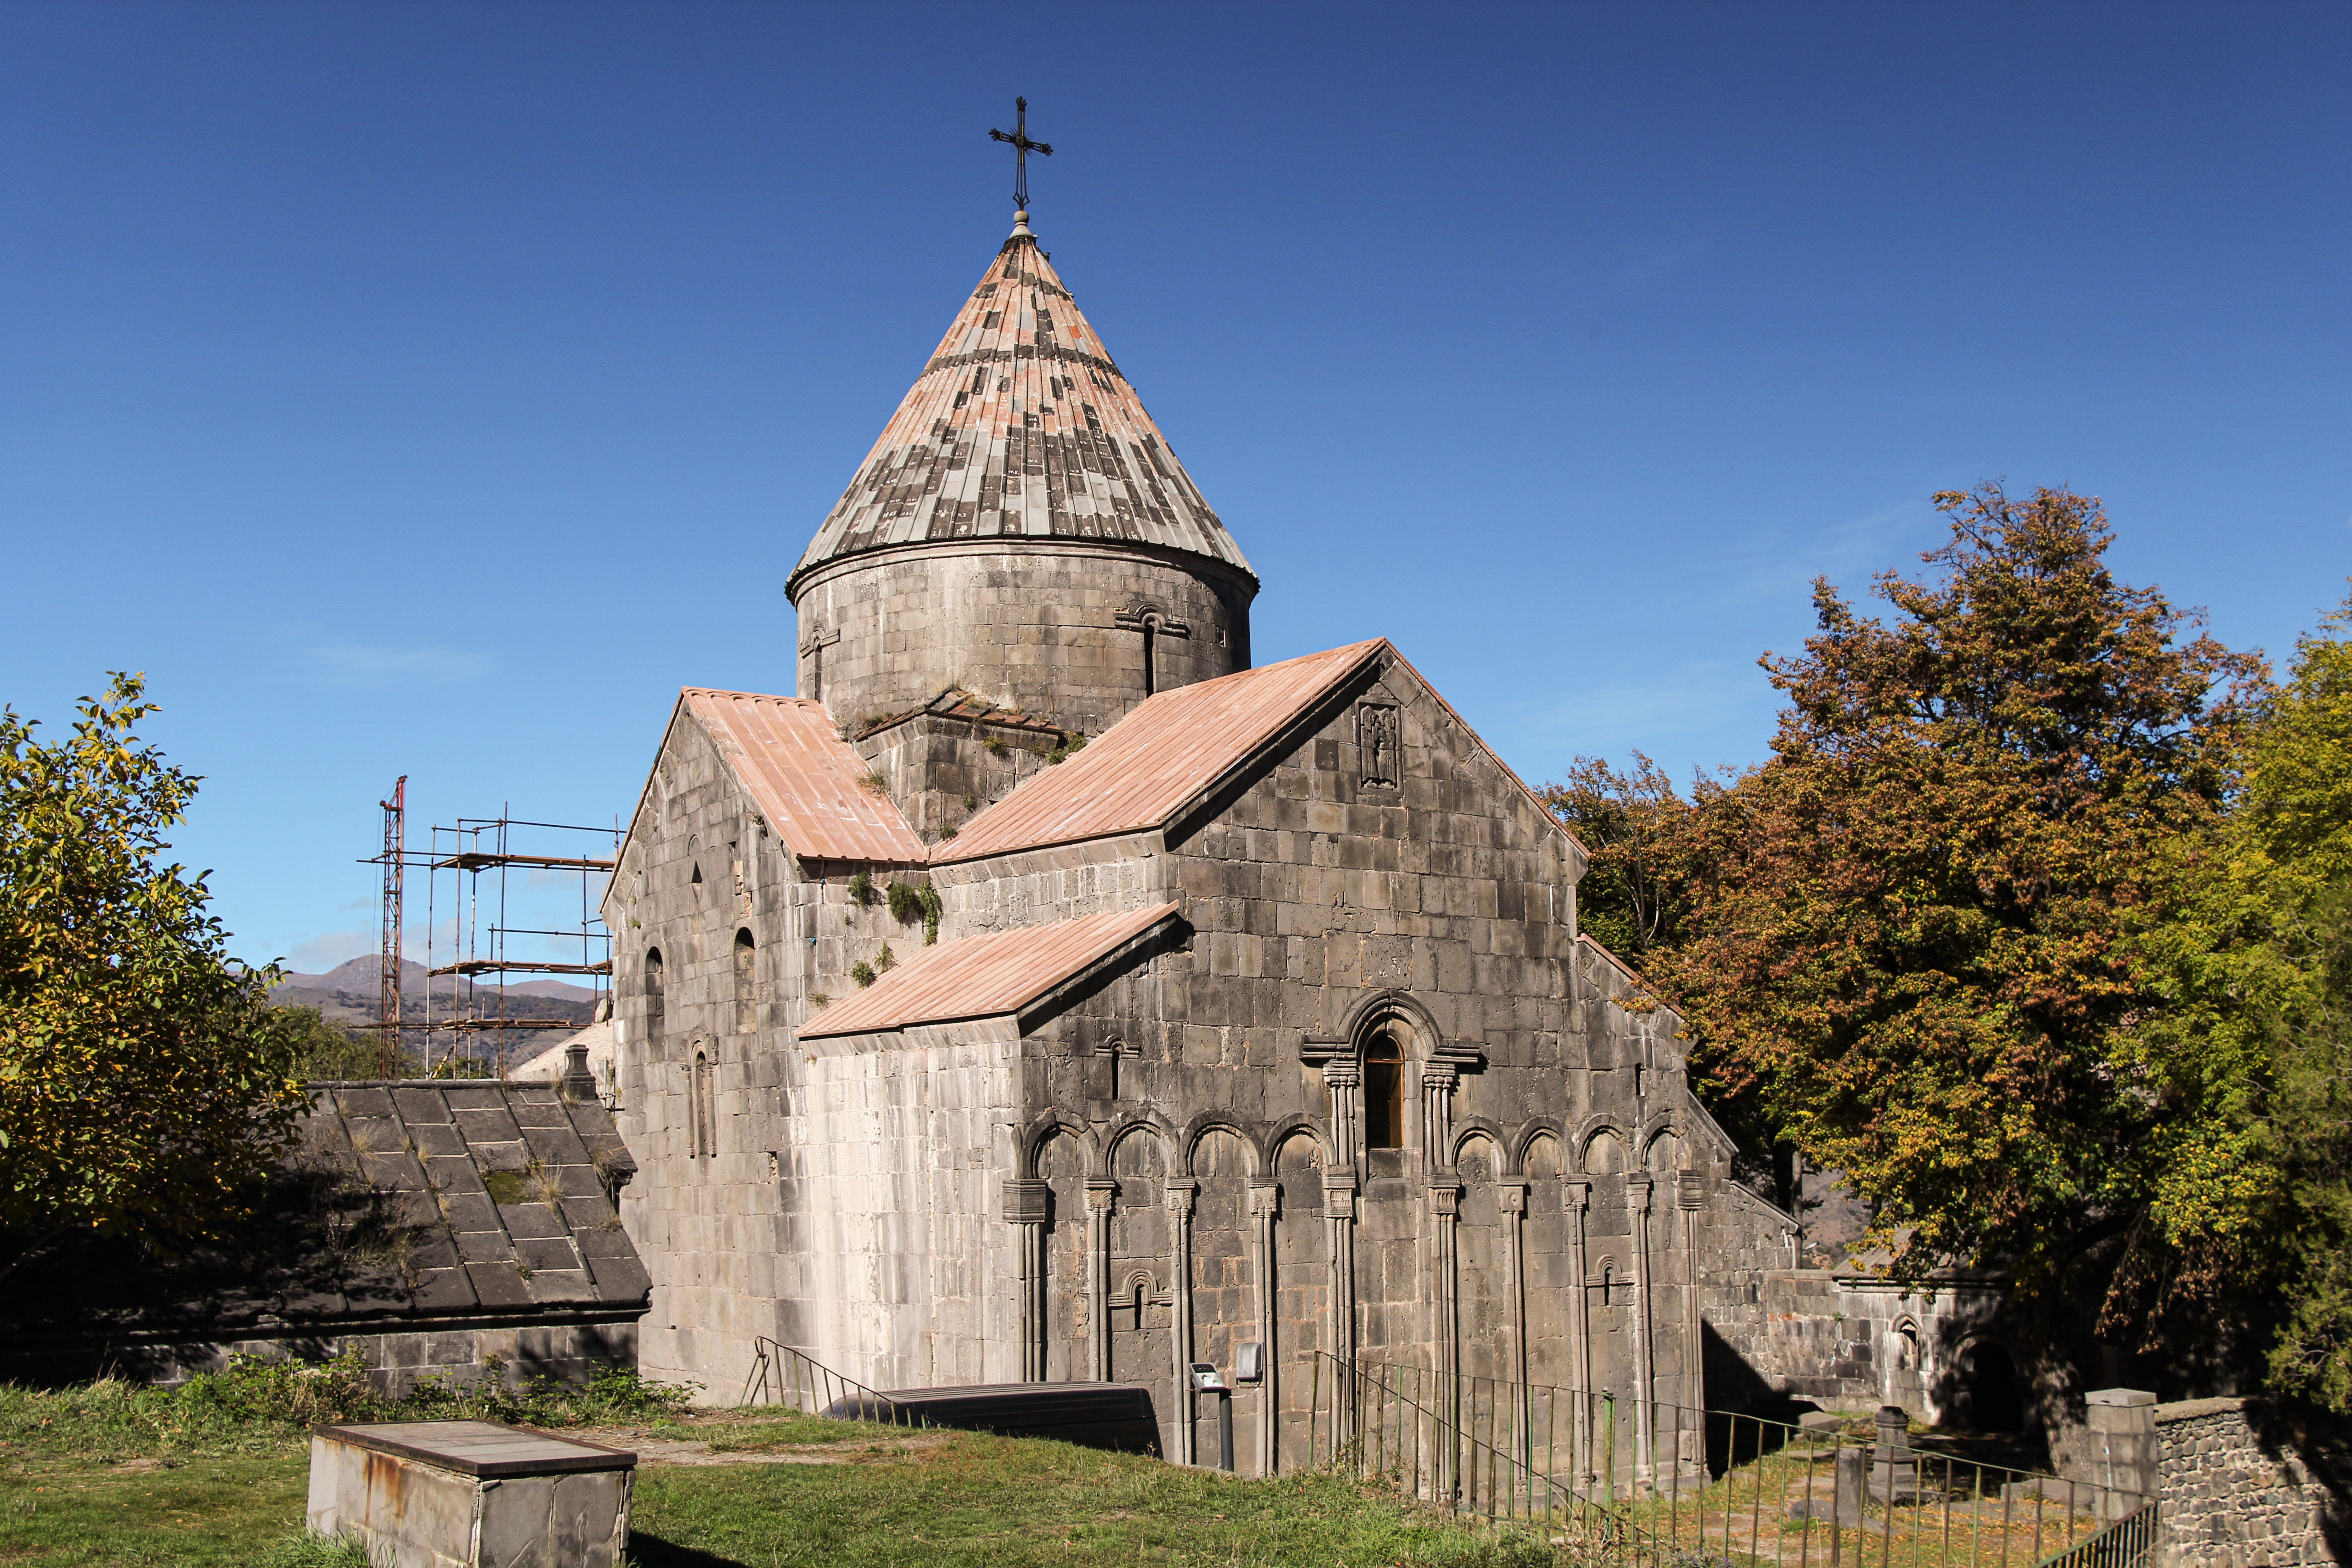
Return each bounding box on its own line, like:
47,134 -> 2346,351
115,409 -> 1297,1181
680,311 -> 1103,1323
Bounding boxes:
49,1319 -> 641,1396
2155,1396 -> 2347,1568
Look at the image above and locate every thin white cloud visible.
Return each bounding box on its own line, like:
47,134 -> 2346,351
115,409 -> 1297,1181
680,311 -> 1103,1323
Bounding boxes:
263,623 -> 492,691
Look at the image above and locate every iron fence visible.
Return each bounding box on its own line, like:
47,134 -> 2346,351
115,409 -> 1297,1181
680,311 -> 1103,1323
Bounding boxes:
1308,1356 -> 2158,1568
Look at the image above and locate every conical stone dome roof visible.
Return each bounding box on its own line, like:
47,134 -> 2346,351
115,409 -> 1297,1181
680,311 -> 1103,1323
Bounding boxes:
787,222 -> 1254,594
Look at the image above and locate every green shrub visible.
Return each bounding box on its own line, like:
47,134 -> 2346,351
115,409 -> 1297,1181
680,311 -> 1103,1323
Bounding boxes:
846,870 -> 874,906
851,961 -> 876,988
886,880 -> 922,924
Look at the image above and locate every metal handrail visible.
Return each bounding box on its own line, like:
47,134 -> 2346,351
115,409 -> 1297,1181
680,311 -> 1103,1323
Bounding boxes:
735,1337 -> 920,1427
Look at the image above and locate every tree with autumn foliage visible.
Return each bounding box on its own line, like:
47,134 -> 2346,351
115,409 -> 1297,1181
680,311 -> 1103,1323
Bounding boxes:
1567,486 -> 2267,1327
0,675 -> 309,1283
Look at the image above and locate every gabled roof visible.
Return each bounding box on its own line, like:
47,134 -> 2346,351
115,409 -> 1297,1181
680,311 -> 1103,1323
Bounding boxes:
787,222 -> 1253,594
798,902 -> 1180,1039
680,689 -> 926,864
934,642 -> 1386,864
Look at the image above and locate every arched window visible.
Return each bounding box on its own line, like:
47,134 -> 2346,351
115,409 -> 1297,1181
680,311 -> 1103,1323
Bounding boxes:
644,948 -> 665,1044
733,929 -> 756,1034
691,1049 -> 715,1158
1363,1030 -> 1405,1150
1142,616 -> 1158,696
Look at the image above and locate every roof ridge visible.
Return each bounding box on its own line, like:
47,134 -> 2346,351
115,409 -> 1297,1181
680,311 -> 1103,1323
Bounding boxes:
798,902 -> 1180,1039
935,639 -> 1387,865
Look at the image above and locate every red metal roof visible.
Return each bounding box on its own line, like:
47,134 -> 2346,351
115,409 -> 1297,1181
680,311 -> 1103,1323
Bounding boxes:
683,689 -> 927,865
935,641 -> 1386,864
797,902 -> 1180,1039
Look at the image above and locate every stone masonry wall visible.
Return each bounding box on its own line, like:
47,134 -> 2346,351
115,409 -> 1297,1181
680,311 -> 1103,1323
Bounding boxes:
791,541 -> 1254,739
954,647 -> 1755,1470
2156,1397 -> 2349,1568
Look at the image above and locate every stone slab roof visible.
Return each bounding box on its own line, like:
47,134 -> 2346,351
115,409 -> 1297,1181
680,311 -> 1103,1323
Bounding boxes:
934,641 -> 1385,863
788,224 -> 1253,593
798,902 -> 1181,1039
0,1083 -> 650,1355
291,1081 -> 649,1317
681,688 -> 929,865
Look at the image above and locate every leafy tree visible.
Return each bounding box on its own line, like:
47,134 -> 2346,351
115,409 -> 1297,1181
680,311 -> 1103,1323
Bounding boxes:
274,1004 -> 388,1083
1540,753 -> 1698,959
0,675 -> 307,1282
2123,595 -> 2352,1401
1642,485 -> 2264,1306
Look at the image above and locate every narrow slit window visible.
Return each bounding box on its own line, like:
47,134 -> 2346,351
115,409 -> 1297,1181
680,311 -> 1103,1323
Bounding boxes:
644,948 -> 665,1044
1364,1033 -> 1405,1150
1141,620 -> 1156,696
733,929 -> 755,1034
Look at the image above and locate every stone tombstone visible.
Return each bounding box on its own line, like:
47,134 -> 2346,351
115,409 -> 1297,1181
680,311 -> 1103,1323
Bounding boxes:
1869,1404 -> 1922,1503
306,1420 -> 635,1568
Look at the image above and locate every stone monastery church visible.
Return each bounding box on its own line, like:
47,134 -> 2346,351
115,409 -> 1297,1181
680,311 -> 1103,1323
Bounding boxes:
603,206 -> 1801,1473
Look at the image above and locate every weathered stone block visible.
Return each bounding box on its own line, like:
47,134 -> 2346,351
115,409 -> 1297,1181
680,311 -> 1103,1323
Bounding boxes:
307,1421 -> 633,1568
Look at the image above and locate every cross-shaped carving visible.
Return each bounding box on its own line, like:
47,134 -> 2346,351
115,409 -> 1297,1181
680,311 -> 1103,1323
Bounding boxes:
988,97 -> 1054,215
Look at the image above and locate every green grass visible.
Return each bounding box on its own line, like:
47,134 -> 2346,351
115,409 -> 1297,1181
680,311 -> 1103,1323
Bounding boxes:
0,1377 -> 1555,1567
627,1429 -> 1553,1567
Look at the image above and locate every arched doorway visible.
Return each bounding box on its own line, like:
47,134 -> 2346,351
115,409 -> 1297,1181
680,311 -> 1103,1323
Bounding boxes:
1951,1340 -> 2025,1433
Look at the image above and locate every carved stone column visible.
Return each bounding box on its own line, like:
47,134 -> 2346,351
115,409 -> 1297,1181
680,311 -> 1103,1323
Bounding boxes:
1423,1062 -> 1462,1501
1166,1178 -> 1200,1465
1565,1179 -> 1593,1484
1321,1059 -> 1362,1451
1678,1170 -> 1704,1474
1421,1062 -> 1459,1173
1323,1166 -> 1359,1450
1324,1060 -> 1361,1166
1249,1180 -> 1280,1475
1004,1179 -> 1051,1383
1086,1178 -> 1118,1382
1499,1182 -> 1529,1470
1626,1173 -> 1655,1490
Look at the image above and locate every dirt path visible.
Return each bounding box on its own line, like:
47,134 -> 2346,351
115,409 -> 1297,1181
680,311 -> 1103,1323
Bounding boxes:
568,1425 -> 954,1467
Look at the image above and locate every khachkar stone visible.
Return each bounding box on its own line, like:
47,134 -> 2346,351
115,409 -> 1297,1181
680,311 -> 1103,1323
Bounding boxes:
785,213 -> 1258,739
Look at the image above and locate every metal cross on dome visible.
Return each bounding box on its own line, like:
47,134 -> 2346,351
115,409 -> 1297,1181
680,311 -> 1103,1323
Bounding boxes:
989,97 -> 1054,215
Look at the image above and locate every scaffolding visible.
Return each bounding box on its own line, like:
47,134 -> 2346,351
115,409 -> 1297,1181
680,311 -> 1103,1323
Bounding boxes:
360,805 -> 617,1077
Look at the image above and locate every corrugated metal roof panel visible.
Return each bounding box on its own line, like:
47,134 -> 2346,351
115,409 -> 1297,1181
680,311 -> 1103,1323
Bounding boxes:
684,689 -> 927,865
936,641 -> 1384,864
798,902 -> 1180,1039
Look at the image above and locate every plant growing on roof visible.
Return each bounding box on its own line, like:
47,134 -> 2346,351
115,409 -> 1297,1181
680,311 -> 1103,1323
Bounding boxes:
983,734 -> 1007,757
849,961 -> 875,989
919,881 -> 942,945
886,880 -> 922,925
846,869 -> 873,906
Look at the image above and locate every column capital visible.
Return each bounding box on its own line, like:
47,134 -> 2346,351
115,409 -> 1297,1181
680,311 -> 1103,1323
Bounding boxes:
1164,1177 -> 1199,1216
1499,1183 -> 1529,1215
1422,1062 -> 1460,1093
1564,1179 -> 1592,1212
1002,1178 -> 1050,1225
1322,1061 -> 1361,1088
1625,1174 -> 1654,1214
1247,1180 -> 1280,1217
1429,1183 -> 1462,1217
1084,1177 -> 1119,1211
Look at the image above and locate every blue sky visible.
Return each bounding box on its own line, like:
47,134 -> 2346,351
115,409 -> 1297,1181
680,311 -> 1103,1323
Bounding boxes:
4,1 -> 2346,973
